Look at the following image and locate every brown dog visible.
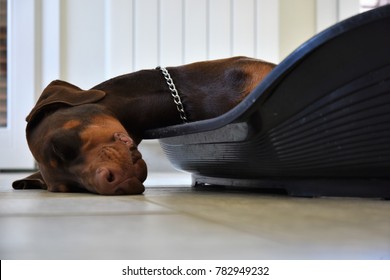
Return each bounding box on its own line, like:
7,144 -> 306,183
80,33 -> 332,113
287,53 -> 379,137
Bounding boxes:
13,56 -> 275,195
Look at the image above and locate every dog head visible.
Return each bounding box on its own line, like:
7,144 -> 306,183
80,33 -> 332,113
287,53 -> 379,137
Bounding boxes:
13,80 -> 147,195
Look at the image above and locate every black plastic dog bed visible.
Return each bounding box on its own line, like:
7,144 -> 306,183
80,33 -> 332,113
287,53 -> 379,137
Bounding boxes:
143,5 -> 390,198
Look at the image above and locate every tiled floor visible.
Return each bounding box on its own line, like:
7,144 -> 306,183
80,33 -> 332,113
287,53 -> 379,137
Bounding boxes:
0,172 -> 389,259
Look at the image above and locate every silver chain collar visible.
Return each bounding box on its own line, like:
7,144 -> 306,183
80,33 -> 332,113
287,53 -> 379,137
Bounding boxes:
156,66 -> 188,123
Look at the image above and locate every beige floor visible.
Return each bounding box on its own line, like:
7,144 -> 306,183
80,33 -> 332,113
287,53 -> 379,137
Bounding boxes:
0,172 -> 389,260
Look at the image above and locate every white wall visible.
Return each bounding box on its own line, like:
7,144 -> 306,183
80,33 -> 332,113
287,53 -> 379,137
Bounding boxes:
39,0 -> 279,90
42,0 -> 361,89
279,0 -> 316,60
316,0 -> 360,32
38,0 -> 361,91
278,0 -> 360,61
60,0 -> 106,88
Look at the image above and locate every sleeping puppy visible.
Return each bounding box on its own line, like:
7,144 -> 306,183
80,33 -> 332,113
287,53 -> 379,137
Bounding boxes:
12,56 -> 275,195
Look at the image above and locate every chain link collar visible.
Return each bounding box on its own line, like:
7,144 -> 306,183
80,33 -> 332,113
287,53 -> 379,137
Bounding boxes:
156,66 -> 188,123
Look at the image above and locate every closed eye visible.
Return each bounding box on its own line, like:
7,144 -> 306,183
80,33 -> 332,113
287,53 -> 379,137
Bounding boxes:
50,130 -> 82,163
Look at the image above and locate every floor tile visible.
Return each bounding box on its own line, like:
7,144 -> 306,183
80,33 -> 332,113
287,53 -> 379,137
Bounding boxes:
1,173 -> 389,259
145,188 -> 390,259
0,214 -> 283,259
0,195 -> 171,216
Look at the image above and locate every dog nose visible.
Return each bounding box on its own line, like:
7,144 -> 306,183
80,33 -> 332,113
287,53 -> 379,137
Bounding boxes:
96,167 -> 120,185
94,167 -> 144,195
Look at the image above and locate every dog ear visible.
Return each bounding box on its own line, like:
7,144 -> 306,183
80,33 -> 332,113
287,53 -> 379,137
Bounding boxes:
12,172 -> 74,192
12,171 -> 48,190
26,80 -> 106,123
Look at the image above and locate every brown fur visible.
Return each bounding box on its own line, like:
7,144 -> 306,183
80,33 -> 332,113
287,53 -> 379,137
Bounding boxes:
13,56 -> 275,195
